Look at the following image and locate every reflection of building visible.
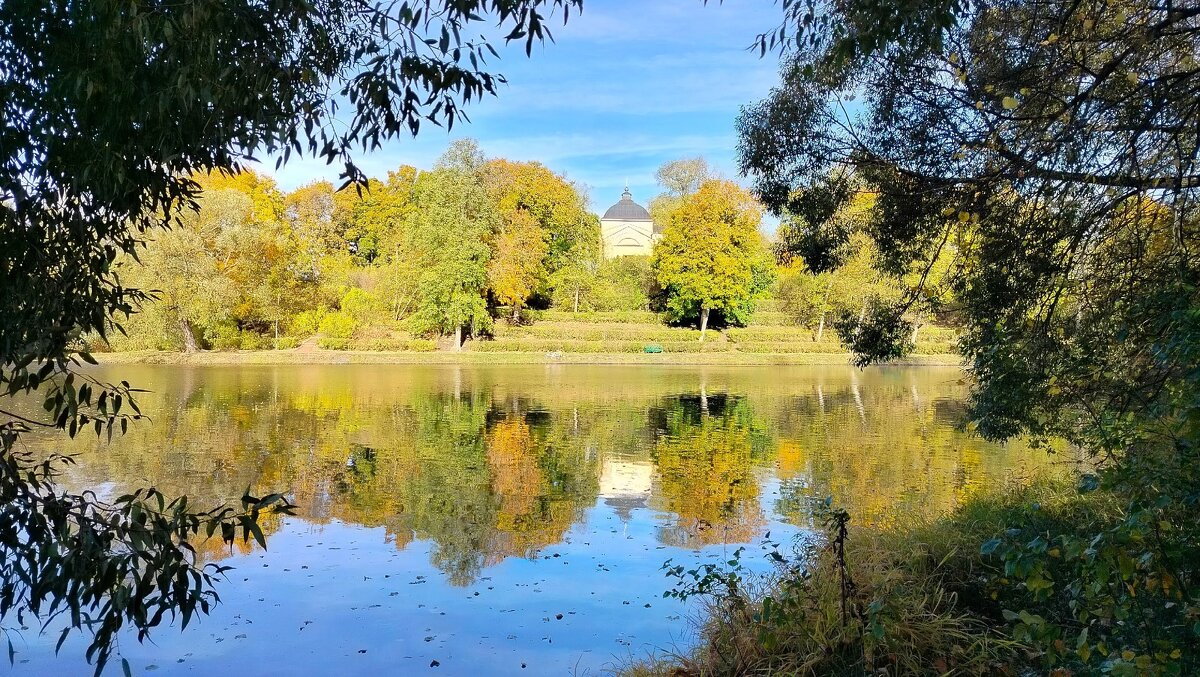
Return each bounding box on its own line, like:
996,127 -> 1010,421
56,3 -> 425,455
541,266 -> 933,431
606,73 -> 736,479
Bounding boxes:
598,458 -> 653,519
600,188 -> 660,258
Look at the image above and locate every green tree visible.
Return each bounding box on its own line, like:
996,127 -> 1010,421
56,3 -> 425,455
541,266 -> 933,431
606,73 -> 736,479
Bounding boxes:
408,140 -> 495,349
740,0 -> 1200,670
128,190 -> 246,351
652,179 -> 774,341
0,1 -> 579,669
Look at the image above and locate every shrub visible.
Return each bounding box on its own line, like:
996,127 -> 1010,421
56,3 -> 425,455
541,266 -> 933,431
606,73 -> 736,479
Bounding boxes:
747,311 -> 794,326
206,322 -> 242,350
734,341 -> 847,354
318,311 -> 357,339
289,308 -> 328,337
339,287 -> 378,321
637,490 -> 1045,676
504,322 -> 701,342
274,336 -> 300,350
407,338 -> 437,352
238,332 -> 273,350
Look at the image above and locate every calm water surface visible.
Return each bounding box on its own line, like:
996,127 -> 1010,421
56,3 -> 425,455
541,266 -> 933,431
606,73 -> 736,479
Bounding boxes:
13,365 -> 1050,676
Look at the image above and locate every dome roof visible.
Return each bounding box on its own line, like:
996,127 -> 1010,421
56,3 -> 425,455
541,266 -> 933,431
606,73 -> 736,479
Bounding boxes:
602,189 -> 652,221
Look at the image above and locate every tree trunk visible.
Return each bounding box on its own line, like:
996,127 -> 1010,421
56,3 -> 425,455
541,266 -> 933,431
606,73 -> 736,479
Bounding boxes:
816,277 -> 834,342
512,304 -> 520,322
453,325 -> 462,352
178,317 -> 198,353
699,306 -> 710,343
910,311 -> 923,344
573,288 -> 580,314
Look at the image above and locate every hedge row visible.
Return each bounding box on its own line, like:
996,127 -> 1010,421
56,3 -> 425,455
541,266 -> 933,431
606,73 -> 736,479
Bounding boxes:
727,326 -> 822,341
317,338 -> 437,352
501,322 -> 703,341
747,311 -> 794,326
469,338 -> 733,353
536,310 -> 661,324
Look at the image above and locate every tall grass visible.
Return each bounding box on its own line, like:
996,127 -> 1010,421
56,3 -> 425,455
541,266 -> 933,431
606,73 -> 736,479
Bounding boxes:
628,480 -> 1119,676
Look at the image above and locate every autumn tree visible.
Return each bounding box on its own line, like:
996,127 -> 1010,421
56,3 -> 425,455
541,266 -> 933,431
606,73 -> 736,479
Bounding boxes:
651,179 -> 774,341
120,171 -> 311,351
337,166 -> 419,264
284,180 -> 341,286
487,210 -> 548,319
483,159 -> 598,317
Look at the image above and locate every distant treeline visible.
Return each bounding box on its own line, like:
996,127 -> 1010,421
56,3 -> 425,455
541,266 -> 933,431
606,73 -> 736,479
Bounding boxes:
101,142 -> 943,352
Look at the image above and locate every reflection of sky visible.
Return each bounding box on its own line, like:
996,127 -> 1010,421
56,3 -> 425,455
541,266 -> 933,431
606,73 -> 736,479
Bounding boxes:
17,498 -> 807,676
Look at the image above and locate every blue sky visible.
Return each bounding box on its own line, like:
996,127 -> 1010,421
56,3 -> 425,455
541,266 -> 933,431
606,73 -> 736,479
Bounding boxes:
265,0 -> 785,216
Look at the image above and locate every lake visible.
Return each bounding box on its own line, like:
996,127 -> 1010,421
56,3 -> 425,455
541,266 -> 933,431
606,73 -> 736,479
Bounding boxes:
11,364 -> 1051,675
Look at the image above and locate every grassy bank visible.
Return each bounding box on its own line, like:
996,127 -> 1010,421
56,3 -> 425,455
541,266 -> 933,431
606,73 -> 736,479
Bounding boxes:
623,481 -> 1068,676
94,349 -> 963,366
96,305 -> 963,366
627,476 -> 1198,676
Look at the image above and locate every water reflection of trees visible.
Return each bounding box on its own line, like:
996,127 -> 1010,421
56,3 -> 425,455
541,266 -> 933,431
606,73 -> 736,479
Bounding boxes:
770,375 -> 1050,528
40,366 -> 1051,583
648,394 -> 770,547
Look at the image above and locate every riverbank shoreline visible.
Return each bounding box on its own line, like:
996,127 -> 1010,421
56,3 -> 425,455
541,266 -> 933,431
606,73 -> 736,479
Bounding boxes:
94,349 -> 964,367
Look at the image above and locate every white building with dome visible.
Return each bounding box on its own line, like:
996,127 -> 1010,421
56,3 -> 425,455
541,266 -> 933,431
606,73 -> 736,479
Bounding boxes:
599,188 -> 661,258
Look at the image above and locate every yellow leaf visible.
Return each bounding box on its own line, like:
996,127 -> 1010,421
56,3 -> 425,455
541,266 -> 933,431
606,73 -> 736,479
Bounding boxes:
1002,96 -> 1018,110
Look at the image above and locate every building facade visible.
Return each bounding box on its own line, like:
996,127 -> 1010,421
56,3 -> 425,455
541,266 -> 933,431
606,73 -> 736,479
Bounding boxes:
599,188 -> 660,258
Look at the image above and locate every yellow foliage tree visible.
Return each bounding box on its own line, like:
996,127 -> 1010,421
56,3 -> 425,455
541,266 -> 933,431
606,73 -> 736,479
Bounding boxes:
652,179 -> 773,340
